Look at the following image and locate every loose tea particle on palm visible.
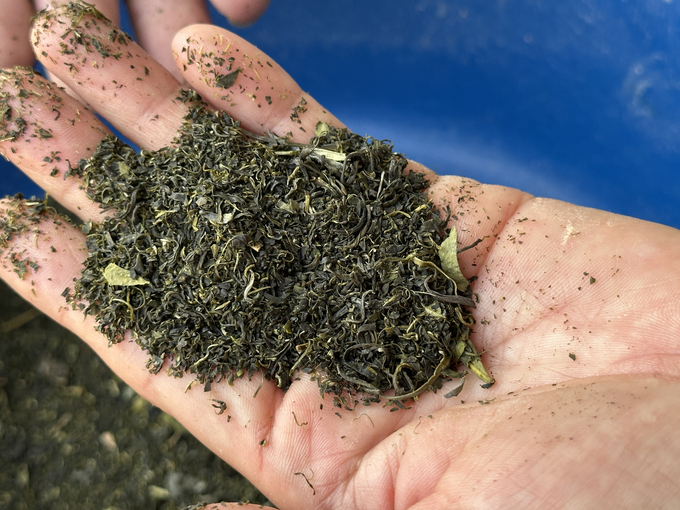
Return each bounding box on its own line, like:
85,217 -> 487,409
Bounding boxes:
68,90 -> 493,405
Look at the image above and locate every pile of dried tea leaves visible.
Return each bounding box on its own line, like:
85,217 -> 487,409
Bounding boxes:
68,90 -> 493,404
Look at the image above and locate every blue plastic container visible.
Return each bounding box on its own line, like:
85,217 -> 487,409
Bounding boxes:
2,1 -> 679,228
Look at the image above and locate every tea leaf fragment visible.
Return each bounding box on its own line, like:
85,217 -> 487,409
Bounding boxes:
214,68 -> 240,89
103,263 -> 149,286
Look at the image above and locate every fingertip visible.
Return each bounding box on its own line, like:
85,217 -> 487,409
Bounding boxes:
211,0 -> 272,27
171,23 -> 200,50
30,2 -> 120,51
170,24 -> 200,75
29,2 -> 59,50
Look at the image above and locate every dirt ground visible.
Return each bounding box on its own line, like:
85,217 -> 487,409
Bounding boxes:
0,279 -> 270,509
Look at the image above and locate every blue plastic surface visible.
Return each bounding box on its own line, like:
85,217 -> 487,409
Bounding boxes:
2,1 -> 679,228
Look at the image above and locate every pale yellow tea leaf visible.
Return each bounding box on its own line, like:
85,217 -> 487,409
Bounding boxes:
103,263 -> 149,286
439,226 -> 469,292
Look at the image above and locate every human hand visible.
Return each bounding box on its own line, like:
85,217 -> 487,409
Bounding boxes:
0,0 -> 271,76
1,5 -> 679,509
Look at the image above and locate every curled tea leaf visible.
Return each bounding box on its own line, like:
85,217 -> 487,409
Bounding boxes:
314,121 -> 330,137
439,226 -> 469,292
468,358 -> 495,385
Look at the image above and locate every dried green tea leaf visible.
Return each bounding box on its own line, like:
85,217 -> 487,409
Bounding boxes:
444,379 -> 465,398
467,358 -> 494,385
103,263 -> 149,286
422,304 -> 446,319
314,121 -> 330,137
310,148 -> 346,162
215,69 -> 240,89
274,147 -> 345,162
439,226 -> 469,292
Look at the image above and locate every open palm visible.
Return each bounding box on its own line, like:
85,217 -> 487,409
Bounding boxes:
1,7 -> 679,509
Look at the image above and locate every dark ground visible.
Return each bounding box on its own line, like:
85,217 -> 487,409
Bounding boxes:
0,279 -> 270,509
